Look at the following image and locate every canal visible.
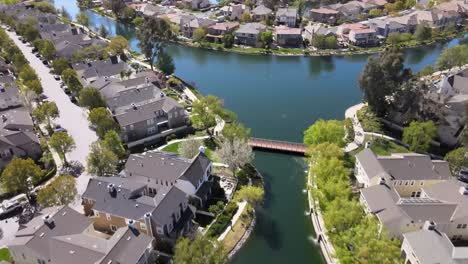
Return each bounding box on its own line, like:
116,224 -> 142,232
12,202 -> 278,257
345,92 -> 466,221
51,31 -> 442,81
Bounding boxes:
52,1 -> 465,263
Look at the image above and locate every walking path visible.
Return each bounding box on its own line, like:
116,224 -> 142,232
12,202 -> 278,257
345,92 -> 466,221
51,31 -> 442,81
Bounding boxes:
343,103 -> 366,152
217,201 -> 247,241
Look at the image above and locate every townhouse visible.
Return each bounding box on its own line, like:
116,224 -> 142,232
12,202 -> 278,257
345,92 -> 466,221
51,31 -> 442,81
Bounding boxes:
9,206 -> 154,264
310,8 -> 340,24
72,57 -> 130,85
207,22 -> 240,42
303,24 -> 337,43
220,4 -> 250,21
181,17 -> 216,39
234,22 -> 267,47
250,5 -> 272,22
274,25 -> 302,47
276,7 -> 298,27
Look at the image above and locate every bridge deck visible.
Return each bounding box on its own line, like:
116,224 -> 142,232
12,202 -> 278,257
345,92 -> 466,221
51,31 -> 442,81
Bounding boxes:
249,137 -> 307,155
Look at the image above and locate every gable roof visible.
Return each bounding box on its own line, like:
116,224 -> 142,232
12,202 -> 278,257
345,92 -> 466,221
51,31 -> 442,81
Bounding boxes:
251,5 -> 272,15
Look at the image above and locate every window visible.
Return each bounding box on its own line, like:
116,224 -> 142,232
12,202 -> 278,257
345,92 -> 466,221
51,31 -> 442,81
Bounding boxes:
405,181 -> 409,186
141,223 -> 147,230
411,192 -> 416,198
94,211 -> 100,217
106,213 -> 111,221
410,181 -> 415,186
147,119 -> 154,126
147,126 -> 156,135
110,225 -> 117,232
416,192 -> 421,197
463,224 -> 467,229
457,224 -> 463,229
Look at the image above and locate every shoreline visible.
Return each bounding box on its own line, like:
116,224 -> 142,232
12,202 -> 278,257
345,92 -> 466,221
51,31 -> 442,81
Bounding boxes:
85,6 -> 467,58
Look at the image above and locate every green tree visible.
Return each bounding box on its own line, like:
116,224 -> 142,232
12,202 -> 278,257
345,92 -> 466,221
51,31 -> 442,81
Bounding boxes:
108,35 -> 129,56
240,11 -> 251,23
49,132 -> 76,166
208,201 -> 225,215
216,138 -> 254,177
190,95 -> 223,133
303,119 -> 345,147
419,65 -> 435,76
386,32 -> 402,45
368,8 -> 383,17
19,65 -> 38,83
18,21 -> 39,42
137,17 -> 176,70
86,142 -> 118,176
1,158 -> 44,201
108,0 -> 126,17
61,69 -> 83,95
179,139 -> 203,159
306,142 -> 344,163
76,11 -> 90,27
32,102 -> 60,130
33,2 -> 56,13
37,175 -> 77,207
235,186 -> 264,206
98,25 -> 109,38
52,57 -> 70,75
413,24 -> 432,41
445,147 -> 468,175
323,197 -> 363,235
222,33 -> 234,48
156,49 -> 175,75
39,40 -> 56,61
173,235 -> 227,264
24,79 -> 43,95
402,121 -> 437,152
132,17 -> 144,27
436,44 -> 468,70
101,130 -> 126,158
88,107 -> 119,138
120,7 -> 136,22
260,31 -> 273,49
359,47 -> 410,116
221,122 -> 251,143
78,87 -> 106,109
193,28 -> 207,43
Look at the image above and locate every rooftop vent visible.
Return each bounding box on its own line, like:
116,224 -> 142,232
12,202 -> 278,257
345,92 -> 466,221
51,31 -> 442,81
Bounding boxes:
378,177 -> 386,185
423,220 -> 436,231
199,146 -> 206,154
1,115 -> 7,122
131,103 -> 137,110
145,212 -> 152,218
365,141 -> 371,149
107,183 -> 115,193
128,219 -> 135,228
42,215 -> 54,226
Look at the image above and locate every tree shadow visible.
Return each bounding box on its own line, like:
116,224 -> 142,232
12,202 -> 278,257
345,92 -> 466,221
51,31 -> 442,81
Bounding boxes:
253,209 -> 283,251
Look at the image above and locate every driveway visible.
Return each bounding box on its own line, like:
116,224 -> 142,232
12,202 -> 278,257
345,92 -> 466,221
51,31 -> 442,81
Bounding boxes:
5,30 -> 97,196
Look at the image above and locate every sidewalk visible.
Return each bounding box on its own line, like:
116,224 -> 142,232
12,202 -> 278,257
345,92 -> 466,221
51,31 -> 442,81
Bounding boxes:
217,201 -> 247,241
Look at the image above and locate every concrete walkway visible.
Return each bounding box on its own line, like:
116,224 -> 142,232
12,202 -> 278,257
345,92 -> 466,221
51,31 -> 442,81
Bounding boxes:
156,136 -> 210,151
217,201 -> 247,241
343,103 -> 366,153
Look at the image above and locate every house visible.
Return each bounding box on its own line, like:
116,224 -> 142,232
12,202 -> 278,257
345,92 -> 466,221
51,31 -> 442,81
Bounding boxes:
220,4 -> 249,20
114,97 -> 188,146
348,27 -> 377,46
250,5 -> 272,22
360,0 -> 388,8
9,206 -> 154,264
310,8 -> 340,24
234,22 -> 267,47
327,1 -> 376,21
274,26 -> 302,47
276,7 -> 298,27
182,0 -> 210,11
82,176 -> 195,242
207,22 -> 240,42
0,57 -> 12,74
303,24 -> 337,43
123,149 -> 213,204
0,107 -> 41,169
354,148 -> 452,189
368,18 -> 408,38
413,9 -> 461,29
72,57 -> 130,85
435,0 -> 468,17
0,75 -> 21,110
181,17 -> 216,38
402,222 -> 468,264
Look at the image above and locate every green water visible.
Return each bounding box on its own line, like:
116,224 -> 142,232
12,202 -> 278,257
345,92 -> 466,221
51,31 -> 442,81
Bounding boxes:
51,1 -> 466,262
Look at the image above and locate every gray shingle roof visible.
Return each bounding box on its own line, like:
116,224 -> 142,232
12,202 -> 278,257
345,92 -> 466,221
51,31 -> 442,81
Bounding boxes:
251,5 -> 272,15
235,23 -> 267,35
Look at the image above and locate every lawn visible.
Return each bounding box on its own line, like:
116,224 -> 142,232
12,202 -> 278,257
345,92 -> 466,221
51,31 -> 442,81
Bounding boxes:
0,248 -> 12,262
161,139 -> 218,161
222,204 -> 253,252
369,137 -> 408,156
0,0 -> 19,4
162,142 -> 180,153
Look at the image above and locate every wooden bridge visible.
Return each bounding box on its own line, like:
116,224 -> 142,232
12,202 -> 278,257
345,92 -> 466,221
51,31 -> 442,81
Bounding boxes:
249,138 -> 307,155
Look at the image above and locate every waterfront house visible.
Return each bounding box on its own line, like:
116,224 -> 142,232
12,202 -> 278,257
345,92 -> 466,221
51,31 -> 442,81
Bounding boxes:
303,24 -> 337,43
276,7 -> 298,27
250,5 -> 272,22
220,4 -> 250,21
310,8 -> 340,24
348,27 -> 377,46
354,148 -> 452,190
123,149 -> 213,205
328,1 -> 377,21
368,18 -> 408,38
207,22 -> 240,42
9,206 -> 154,264
82,176 -> 194,244
413,9 -> 461,29
182,0 -> 210,11
274,26 -> 302,47
181,17 -> 216,38
234,22 -> 267,47
435,0 -> 468,17
114,96 -> 188,147
72,57 -> 130,85
402,222 -> 468,264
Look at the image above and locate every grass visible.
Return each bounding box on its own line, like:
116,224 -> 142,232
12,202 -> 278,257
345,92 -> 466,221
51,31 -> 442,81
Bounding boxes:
0,248 -> 12,262
162,142 -> 180,153
0,0 -> 19,5
222,204 -> 253,252
161,139 -> 218,161
367,137 -> 409,156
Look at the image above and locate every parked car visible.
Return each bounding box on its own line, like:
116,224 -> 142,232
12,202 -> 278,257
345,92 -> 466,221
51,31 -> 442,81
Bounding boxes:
35,53 -> 41,58
32,47 -> 38,53
68,94 -> 77,103
54,75 -> 60,81
458,169 -> 468,183
42,59 -> 48,65
53,125 -> 67,133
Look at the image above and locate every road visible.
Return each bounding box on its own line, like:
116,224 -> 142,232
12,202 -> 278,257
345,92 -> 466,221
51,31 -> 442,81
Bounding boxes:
5,30 -> 97,196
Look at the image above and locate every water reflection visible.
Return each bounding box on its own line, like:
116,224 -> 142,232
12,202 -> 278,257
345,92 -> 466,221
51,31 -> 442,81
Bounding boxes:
308,56 -> 335,77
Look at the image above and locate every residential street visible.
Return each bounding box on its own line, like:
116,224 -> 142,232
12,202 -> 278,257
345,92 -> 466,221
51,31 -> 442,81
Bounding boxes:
5,30 -> 97,196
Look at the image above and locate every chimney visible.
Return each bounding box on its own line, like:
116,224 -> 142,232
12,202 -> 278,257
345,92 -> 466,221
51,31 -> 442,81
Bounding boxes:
199,146 -> 206,154
128,219 -> 136,229
365,141 -> 371,149
459,186 -> 468,195
144,212 -> 153,237
423,221 -> 436,231
42,215 -> 54,226
131,103 -> 137,110
107,183 -> 115,193
1,115 -> 6,122
378,177 -> 386,185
